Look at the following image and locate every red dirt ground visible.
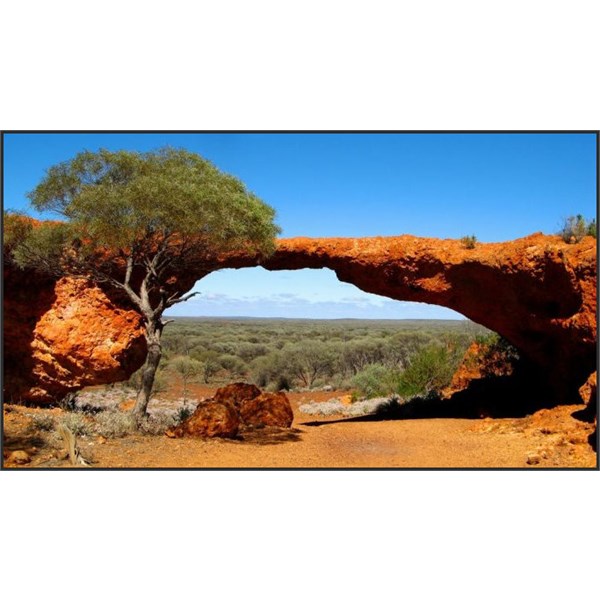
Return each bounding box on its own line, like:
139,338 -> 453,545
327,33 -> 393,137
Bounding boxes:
2,383 -> 596,469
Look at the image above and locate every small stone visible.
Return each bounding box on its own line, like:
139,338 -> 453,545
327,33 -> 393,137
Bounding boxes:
10,450 -> 31,464
526,453 -> 541,465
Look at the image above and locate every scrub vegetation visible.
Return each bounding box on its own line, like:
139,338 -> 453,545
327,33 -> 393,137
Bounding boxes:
142,317 -> 490,400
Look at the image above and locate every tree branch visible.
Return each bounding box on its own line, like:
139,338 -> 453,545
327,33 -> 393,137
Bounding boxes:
166,291 -> 200,307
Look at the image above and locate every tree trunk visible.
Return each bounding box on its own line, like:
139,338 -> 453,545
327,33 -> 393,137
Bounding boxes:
132,322 -> 163,422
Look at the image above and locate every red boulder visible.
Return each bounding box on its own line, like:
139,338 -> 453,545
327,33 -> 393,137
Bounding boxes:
239,392 -> 294,428
167,400 -> 239,438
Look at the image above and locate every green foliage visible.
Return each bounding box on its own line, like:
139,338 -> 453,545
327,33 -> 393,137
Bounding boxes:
168,355 -> 203,398
351,364 -> 399,399
190,349 -> 221,383
587,218 -> 597,239
219,354 -> 247,377
4,210 -> 74,273
395,343 -> 462,397
559,214 -> 596,243
157,317 -> 488,391
9,147 -> 280,320
25,147 -> 281,253
460,235 -> 477,249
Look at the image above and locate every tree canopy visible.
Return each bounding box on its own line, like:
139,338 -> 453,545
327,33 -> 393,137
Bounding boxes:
5,146 -> 281,419
7,147 -> 280,312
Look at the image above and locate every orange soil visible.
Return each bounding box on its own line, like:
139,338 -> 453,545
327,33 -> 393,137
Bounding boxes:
2,385 -> 596,469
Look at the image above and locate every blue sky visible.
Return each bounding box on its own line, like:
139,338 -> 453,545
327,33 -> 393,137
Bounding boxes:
3,132 -> 596,319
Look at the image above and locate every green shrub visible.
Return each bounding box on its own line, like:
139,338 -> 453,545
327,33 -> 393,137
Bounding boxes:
559,214 -> 595,243
460,235 -> 477,249
587,218 -> 597,239
351,364 -> 398,399
395,344 -> 461,398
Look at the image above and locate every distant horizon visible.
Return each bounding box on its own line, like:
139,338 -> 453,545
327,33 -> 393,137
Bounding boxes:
167,315 -> 469,321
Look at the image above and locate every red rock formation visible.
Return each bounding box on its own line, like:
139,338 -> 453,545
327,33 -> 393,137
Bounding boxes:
239,391 -> 294,428
166,400 -> 239,438
213,382 -> 261,409
442,340 -> 517,399
4,263 -> 146,404
579,371 -> 597,406
4,232 -> 596,408
256,234 -> 596,403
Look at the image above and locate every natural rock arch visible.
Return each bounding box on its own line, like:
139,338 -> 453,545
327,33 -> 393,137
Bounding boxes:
3,233 -> 596,407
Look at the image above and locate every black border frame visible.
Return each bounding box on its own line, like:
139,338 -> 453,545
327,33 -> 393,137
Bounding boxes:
1,129 -> 598,472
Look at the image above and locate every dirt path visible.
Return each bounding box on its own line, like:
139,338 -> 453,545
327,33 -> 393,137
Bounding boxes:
4,406 -> 595,469
80,412 -> 592,468
3,385 -> 596,469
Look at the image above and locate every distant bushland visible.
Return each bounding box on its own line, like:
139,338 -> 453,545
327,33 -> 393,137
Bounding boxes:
136,317 -> 490,396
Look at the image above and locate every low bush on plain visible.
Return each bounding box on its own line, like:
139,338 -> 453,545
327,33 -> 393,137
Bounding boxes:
395,343 -> 462,398
94,411 -> 137,438
559,215 -> 596,243
31,412 -> 55,431
351,364 -> 399,399
460,235 -> 477,249
57,413 -> 93,436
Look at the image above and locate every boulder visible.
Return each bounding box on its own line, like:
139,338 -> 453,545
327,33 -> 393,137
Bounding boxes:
239,391 -> 294,428
166,400 -> 239,438
213,382 -> 261,409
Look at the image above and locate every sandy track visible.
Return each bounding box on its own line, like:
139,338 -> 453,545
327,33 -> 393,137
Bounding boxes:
3,388 -> 595,468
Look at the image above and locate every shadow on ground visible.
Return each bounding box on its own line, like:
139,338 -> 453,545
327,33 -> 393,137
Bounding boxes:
305,369 -> 596,431
234,426 -> 303,445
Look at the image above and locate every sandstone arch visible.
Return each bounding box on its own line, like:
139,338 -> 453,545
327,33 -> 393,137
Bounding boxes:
3,233 -> 596,407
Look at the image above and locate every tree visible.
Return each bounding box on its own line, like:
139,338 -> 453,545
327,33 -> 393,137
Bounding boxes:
281,340 -> 335,388
7,147 -> 280,421
169,356 -> 202,401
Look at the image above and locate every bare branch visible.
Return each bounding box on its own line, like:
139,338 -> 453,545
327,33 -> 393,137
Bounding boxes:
166,291 -> 200,307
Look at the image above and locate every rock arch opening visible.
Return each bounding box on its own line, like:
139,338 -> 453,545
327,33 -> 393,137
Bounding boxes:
3,233 -> 595,414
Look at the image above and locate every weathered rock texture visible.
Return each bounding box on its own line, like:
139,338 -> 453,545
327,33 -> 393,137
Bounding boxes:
165,386 -> 293,438
166,400 -> 240,439
4,232 -> 596,408
239,392 -> 294,428
213,382 -> 261,410
4,262 -> 146,404
250,234 -> 595,407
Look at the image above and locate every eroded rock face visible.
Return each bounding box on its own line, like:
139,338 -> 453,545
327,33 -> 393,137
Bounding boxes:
4,265 -> 146,404
254,234 -> 595,405
4,232 -> 596,407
